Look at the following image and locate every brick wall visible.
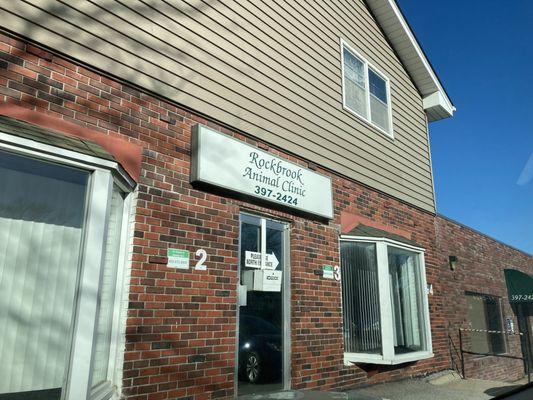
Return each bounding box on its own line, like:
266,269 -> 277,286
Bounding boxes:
436,216 -> 533,382
0,32 -> 455,398
5,31 -> 532,399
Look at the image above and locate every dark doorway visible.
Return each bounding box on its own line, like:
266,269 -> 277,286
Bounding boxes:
515,303 -> 533,374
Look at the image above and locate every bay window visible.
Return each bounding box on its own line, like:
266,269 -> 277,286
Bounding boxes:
341,237 -> 432,365
341,40 -> 393,137
0,124 -> 133,400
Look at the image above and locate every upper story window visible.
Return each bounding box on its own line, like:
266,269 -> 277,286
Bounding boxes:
341,40 -> 393,138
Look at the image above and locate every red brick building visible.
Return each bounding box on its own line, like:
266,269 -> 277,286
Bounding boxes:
0,2 -> 531,400
436,216 -> 533,382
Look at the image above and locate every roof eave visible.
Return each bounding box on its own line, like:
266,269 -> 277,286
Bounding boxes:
423,92 -> 456,122
365,0 -> 455,121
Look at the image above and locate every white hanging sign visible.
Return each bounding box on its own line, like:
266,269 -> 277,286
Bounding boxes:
264,253 -> 279,270
242,270 -> 282,292
244,251 -> 280,270
245,251 -> 262,268
191,124 -> 333,219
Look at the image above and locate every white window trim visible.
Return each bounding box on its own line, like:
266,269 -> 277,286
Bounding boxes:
341,235 -> 433,365
0,131 -> 135,190
0,131 -> 134,400
89,189 -> 134,400
340,38 -> 394,139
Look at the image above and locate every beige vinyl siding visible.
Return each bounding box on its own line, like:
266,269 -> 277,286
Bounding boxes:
0,0 -> 437,211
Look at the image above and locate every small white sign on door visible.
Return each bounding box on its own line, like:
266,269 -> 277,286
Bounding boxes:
245,251 -> 279,270
244,251 -> 262,268
242,270 -> 282,292
264,253 -> 279,270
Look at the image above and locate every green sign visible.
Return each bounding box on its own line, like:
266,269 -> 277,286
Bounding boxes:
505,269 -> 533,303
323,265 -> 334,279
167,249 -> 189,269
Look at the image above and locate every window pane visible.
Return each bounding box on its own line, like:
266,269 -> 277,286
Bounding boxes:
240,222 -> 260,269
0,151 -> 89,398
91,186 -> 125,388
343,48 -> 368,118
486,297 -> 505,353
343,48 -> 365,87
387,247 -> 425,354
369,69 -> 388,103
370,95 -> 390,133
341,242 -> 382,354
369,69 -> 390,133
466,294 -> 489,354
466,293 -> 505,354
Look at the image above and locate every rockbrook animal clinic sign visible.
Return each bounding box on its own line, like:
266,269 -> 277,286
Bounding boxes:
191,125 -> 333,219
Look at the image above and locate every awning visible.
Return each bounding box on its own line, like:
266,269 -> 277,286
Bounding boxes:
0,116 -> 115,161
343,223 -> 420,248
0,105 -> 143,181
505,269 -> 533,303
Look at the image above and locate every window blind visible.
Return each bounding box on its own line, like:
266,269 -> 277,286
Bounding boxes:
341,241 -> 382,354
388,248 -> 424,354
0,152 -> 88,395
343,48 -> 368,119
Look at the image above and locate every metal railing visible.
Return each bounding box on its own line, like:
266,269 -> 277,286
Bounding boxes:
458,328 -> 531,384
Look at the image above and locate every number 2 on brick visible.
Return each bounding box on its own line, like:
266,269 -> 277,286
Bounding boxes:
195,249 -> 207,270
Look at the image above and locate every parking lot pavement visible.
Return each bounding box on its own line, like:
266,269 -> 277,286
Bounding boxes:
346,371 -> 527,400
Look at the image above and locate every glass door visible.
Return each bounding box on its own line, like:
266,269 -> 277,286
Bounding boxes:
237,214 -> 288,395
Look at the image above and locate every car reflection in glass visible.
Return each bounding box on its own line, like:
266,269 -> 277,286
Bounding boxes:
239,315 -> 282,384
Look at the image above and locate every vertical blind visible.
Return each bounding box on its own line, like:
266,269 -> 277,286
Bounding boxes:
388,247 -> 423,354
0,151 -> 88,395
341,241 -> 382,354
91,186 -> 124,388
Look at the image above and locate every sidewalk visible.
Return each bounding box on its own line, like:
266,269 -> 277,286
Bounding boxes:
347,371 -> 528,400
238,371 -> 531,400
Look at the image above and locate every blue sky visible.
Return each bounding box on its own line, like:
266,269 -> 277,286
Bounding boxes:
398,0 -> 533,254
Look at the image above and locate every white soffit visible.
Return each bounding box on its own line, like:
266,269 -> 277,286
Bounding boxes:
366,0 -> 456,121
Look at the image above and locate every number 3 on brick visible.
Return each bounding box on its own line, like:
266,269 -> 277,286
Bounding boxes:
333,265 -> 341,281
195,249 -> 207,270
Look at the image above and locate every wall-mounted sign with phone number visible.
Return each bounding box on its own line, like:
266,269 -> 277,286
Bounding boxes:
191,124 -> 333,219
253,186 -> 299,206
